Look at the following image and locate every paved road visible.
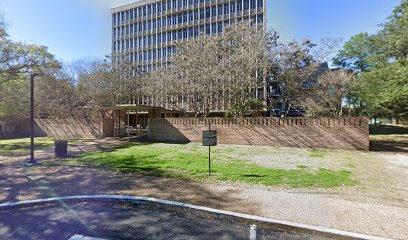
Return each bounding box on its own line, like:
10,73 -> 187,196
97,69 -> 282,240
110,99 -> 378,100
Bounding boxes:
0,202 -> 330,240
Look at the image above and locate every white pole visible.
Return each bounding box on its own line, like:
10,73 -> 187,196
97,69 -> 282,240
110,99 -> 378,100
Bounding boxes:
250,225 -> 257,240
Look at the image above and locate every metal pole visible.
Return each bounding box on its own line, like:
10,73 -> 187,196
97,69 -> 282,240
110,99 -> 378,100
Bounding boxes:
127,110 -> 130,142
29,74 -> 35,164
208,122 -> 211,176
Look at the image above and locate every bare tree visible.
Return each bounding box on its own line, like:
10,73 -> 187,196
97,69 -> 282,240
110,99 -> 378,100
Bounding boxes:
270,40 -> 320,117
147,23 -> 278,117
305,69 -> 355,117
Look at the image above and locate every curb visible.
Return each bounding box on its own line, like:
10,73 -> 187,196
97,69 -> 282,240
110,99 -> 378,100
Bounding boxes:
0,195 -> 391,240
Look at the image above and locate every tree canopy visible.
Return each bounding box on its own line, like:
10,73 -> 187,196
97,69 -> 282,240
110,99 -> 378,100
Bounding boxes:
334,0 -> 408,118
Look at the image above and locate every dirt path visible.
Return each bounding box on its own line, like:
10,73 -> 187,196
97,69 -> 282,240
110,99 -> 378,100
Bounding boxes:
1,141 -> 408,239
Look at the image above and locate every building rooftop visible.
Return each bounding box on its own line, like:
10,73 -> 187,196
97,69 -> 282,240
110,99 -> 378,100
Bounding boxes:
112,0 -> 158,13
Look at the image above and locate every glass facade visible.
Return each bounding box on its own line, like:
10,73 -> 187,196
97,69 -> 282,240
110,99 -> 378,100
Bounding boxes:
112,0 -> 265,73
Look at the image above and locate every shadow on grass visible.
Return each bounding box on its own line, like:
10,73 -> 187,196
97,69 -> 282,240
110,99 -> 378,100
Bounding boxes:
370,141 -> 408,154
370,125 -> 408,135
369,125 -> 408,154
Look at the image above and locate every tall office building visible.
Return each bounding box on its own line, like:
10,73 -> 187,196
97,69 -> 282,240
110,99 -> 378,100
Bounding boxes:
112,0 -> 266,73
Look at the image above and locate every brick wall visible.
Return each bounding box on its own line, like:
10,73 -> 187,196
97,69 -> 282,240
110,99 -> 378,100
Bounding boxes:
35,119 -> 103,139
148,117 -> 369,150
0,117 -> 45,139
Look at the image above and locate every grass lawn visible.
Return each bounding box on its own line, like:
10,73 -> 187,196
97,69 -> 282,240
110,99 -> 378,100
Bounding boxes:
0,138 -> 84,154
68,143 -> 357,188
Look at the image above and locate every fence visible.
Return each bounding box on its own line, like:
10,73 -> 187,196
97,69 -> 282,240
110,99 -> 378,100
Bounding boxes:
148,117 -> 369,150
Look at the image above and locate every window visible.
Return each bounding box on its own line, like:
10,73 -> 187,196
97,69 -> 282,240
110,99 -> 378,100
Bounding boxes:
250,0 -> 256,9
178,14 -> 183,24
183,12 -> 187,23
230,3 -> 236,13
257,14 -> 263,23
189,11 -> 193,22
205,24 -> 210,35
218,22 -> 223,32
237,1 -> 242,11
211,6 -> 216,17
183,29 -> 188,39
200,9 -> 205,19
194,10 -> 199,21
173,15 -> 177,25
244,0 -> 249,11
257,0 -> 263,8
206,7 -> 211,18
189,27 -> 193,37
218,5 -> 223,16
212,23 -> 217,34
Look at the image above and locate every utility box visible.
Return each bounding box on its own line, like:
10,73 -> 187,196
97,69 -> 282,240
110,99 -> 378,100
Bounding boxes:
55,140 -> 68,158
203,130 -> 217,146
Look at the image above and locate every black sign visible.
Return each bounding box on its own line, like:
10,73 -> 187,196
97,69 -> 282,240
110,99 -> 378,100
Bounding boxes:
203,130 -> 217,146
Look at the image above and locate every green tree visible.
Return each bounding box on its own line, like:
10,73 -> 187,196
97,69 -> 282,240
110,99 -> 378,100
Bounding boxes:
0,16 -> 61,117
383,0 -> 408,59
358,57 -> 408,118
334,0 -> 408,118
332,33 -> 377,72
0,18 -> 60,84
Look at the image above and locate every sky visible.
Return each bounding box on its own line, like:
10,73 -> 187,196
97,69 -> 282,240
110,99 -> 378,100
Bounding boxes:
0,0 -> 401,63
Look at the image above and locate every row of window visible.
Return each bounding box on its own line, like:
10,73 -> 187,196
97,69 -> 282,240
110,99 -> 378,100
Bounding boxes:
113,14 -> 263,37
114,55 -> 171,72
113,0 -> 264,24
113,18 -> 263,51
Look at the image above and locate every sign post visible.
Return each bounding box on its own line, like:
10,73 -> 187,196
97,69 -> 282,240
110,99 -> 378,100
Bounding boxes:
203,123 -> 217,176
